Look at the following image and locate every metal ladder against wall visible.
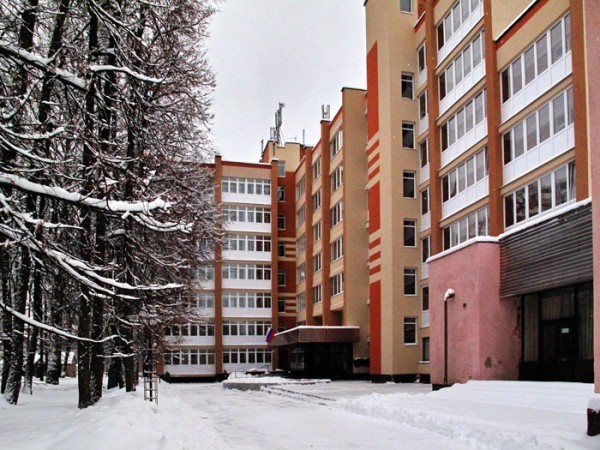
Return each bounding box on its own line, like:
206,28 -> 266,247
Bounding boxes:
143,348 -> 159,404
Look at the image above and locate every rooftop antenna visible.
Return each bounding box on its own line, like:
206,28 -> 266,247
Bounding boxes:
321,104 -> 331,121
270,102 -> 285,146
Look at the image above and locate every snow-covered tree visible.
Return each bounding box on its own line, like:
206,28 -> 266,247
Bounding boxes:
0,0 -> 219,408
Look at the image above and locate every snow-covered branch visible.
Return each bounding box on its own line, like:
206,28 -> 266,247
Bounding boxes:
0,39 -> 87,91
90,65 -> 165,84
0,301 -> 130,345
132,213 -> 193,233
0,133 -> 65,164
0,172 -> 172,213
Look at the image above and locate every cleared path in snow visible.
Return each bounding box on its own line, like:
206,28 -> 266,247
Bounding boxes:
162,379 -> 600,450
163,382 -> 467,449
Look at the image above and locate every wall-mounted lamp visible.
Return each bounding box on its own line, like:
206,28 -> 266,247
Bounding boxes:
444,288 -> 454,386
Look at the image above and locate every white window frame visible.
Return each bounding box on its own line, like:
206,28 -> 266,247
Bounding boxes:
404,268 -> 417,296
401,72 -> 414,99
503,161 -> 575,229
296,205 -> 306,228
313,252 -> 322,272
421,188 -> 430,215
312,157 -> 322,181
295,176 -> 306,200
501,14 -> 571,104
331,164 -> 344,193
331,200 -> 344,226
502,87 -> 573,165
312,285 -> 322,304
443,206 -> 489,250
312,189 -> 322,210
404,219 -> 417,247
403,317 -> 417,345
442,147 -> 488,202
296,263 -> 306,284
403,171 -> 416,198
331,272 -> 344,296
331,237 -> 344,261
313,220 -> 322,241
400,0 -> 413,13
402,121 -> 415,149
330,128 -> 343,158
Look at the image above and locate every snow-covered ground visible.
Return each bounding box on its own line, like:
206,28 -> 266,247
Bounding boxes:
1,377 -> 599,449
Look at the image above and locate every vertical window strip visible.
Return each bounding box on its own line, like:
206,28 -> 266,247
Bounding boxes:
442,148 -> 488,202
437,0 -> 483,51
441,90 -> 487,151
439,30 -> 485,100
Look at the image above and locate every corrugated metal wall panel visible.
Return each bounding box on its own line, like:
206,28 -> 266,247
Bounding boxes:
500,204 -> 593,297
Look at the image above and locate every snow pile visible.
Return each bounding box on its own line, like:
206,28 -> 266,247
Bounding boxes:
0,378 -> 227,450
335,380 -> 598,449
224,376 -> 293,385
223,375 -> 329,385
222,374 -> 330,391
589,394 -> 600,412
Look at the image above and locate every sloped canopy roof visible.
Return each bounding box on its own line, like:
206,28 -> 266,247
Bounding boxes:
268,326 -> 360,348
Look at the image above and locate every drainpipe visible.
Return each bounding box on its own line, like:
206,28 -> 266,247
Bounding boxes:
443,288 -> 455,386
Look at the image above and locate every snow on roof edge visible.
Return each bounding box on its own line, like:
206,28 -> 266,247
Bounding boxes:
275,325 -> 360,337
427,198 -> 591,264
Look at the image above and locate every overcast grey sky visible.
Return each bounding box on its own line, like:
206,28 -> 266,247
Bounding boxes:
207,0 -> 367,163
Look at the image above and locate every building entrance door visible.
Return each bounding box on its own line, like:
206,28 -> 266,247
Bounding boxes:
520,282 -> 593,382
541,319 -> 577,362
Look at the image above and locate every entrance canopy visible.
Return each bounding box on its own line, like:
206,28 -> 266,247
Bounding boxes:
268,326 -> 360,348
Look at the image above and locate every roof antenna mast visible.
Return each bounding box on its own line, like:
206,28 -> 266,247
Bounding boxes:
270,102 -> 285,146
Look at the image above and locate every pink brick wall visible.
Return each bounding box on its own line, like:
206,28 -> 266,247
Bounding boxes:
429,241 -> 520,385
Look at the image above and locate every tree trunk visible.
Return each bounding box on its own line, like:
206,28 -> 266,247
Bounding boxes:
45,343 -> 61,385
77,2 -> 99,410
24,213 -> 44,394
63,346 -> 71,377
91,213 -> 107,402
5,250 -> 31,404
77,290 -> 92,408
2,0 -> 39,405
123,346 -> 137,392
35,0 -> 71,388
1,250 -> 13,394
23,321 -> 38,395
107,356 -> 124,390
45,267 -> 64,385
37,337 -> 45,381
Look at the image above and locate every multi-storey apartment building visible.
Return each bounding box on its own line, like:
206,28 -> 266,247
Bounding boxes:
160,146 -> 304,379
364,0 -> 432,383
362,0 -> 593,386
364,0 -> 600,431
160,2 -> 598,411
273,88 -> 371,378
